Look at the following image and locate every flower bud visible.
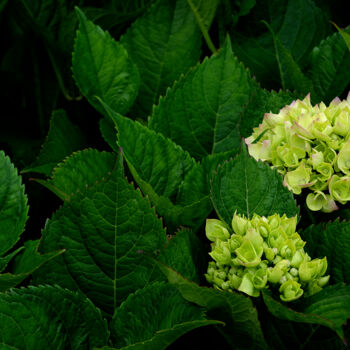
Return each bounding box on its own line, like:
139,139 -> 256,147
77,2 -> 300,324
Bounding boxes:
209,240 -> 231,265
238,272 -> 260,297
252,268 -> 268,289
283,162 -> 313,195
231,212 -> 249,235
206,219 -> 230,242
329,175 -> 350,204
279,280 -> 304,302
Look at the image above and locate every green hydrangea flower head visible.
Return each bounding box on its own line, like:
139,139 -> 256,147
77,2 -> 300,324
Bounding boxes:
245,93 -> 350,212
205,212 -> 329,302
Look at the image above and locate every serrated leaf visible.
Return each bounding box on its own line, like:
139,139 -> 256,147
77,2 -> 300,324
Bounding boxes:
0,151 -> 28,256
72,7 -> 140,115
239,88 -> 299,138
100,103 -> 212,232
0,285 -> 108,349
149,39 -> 256,159
33,154 -> 167,314
210,143 -> 298,224
22,110 -> 85,176
0,247 -> 23,273
101,282 -> 221,350
263,284 -> 350,342
0,240 -> 63,292
310,28 -> 350,103
156,261 -> 268,349
37,149 -> 117,202
121,0 -> 202,119
301,220 -> 350,284
100,117 -> 119,152
159,228 -> 206,283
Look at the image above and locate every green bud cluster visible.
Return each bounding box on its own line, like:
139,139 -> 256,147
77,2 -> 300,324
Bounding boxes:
245,94 -> 350,212
205,213 -> 329,302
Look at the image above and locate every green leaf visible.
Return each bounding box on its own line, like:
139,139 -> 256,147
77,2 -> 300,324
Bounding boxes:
33,154 -> 167,315
0,247 -> 23,273
121,0 -> 202,119
22,110 -> 85,176
239,88 -> 299,138
186,0 -> 219,53
210,143 -> 298,224
38,149 -> 117,202
0,285 -> 109,349
0,151 -> 28,256
101,103 -> 212,231
157,261 -> 268,349
72,7 -> 140,115
310,27 -> 350,103
0,240 -> 63,292
332,22 -> 350,52
102,282 -> 221,350
263,284 -> 350,342
159,228 -> 206,283
301,220 -> 350,284
100,117 -> 119,152
149,39 -> 256,159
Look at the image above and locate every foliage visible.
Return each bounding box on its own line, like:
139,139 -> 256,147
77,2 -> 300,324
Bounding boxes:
1,0 -> 350,349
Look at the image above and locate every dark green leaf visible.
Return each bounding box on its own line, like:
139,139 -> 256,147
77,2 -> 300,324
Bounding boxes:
0,285 -> 109,349
149,39 -> 256,159
332,22 -> 350,52
73,7 -> 140,115
0,247 -> 23,273
100,117 -> 119,152
121,0 -> 202,119
33,154 -> 167,314
157,261 -> 268,349
0,151 -> 28,256
210,143 -> 298,224
22,110 -> 85,176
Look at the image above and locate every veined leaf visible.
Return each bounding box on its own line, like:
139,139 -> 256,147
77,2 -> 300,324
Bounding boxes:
301,220 -> 350,284
310,27 -> 350,103
0,240 -> 63,292
0,151 -> 28,256
103,282 -> 222,350
72,7 -> 140,115
36,149 -> 117,202
121,0 -> 202,119
22,109 -> 85,176
211,143 -> 298,225
100,102 -> 212,231
157,261 -> 268,349
0,285 -> 109,349
263,284 -> 350,342
149,39 -> 256,159
33,154 -> 167,314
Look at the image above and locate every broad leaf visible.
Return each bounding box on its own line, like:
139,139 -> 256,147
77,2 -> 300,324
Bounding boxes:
149,39 -> 255,159
22,109 -> 85,176
159,228 -> 206,283
73,7 -> 140,115
263,284 -> 350,342
0,151 -> 28,256
121,0 -> 202,118
0,240 -> 63,292
0,285 -> 109,349
211,144 -> 298,225
0,247 -> 23,273
100,117 -> 119,152
36,149 -> 117,202
332,22 -> 350,52
310,28 -> 350,103
101,104 -> 212,232
157,261 -> 268,349
301,220 -> 350,284
33,154 -> 167,314
104,282 -> 221,350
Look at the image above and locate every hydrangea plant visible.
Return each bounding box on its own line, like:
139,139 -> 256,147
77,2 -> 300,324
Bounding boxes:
205,213 -> 329,302
245,94 -> 350,212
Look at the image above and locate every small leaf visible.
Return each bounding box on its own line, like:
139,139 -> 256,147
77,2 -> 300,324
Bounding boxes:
0,285 -> 109,349
105,282 -> 222,350
149,38 -> 256,160
156,261 -> 268,349
33,154 -> 167,314
0,151 -> 28,256
121,0 -> 202,119
211,143 -> 298,225
22,110 -> 85,176
72,7 -> 140,115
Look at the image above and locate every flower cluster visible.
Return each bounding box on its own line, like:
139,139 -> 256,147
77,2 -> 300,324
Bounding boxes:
245,94 -> 350,212
205,213 -> 329,302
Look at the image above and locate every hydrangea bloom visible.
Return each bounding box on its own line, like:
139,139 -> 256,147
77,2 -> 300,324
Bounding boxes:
205,213 -> 329,302
245,93 -> 350,212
